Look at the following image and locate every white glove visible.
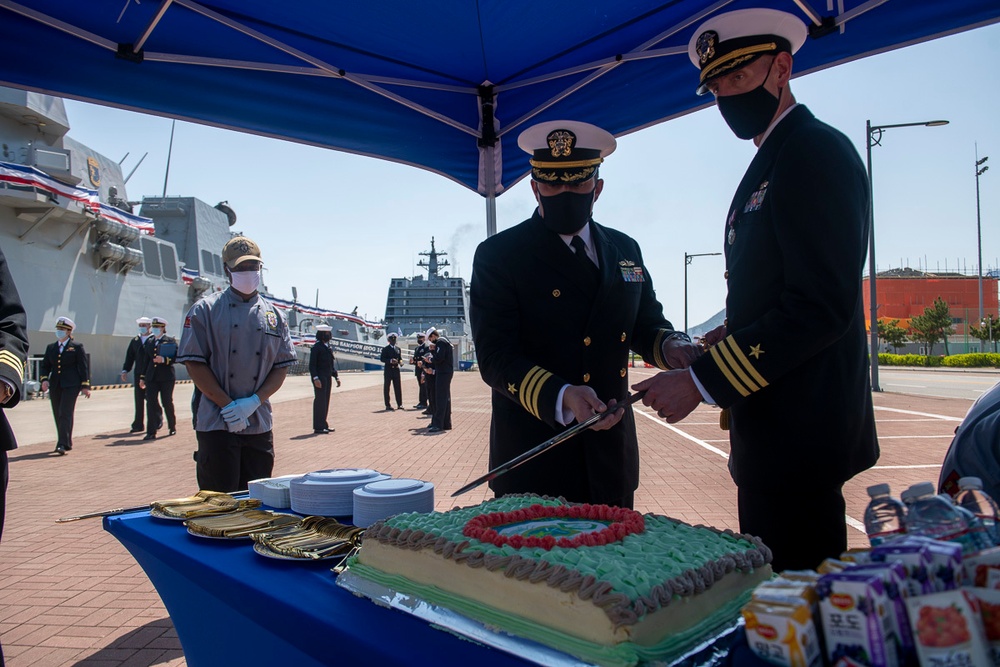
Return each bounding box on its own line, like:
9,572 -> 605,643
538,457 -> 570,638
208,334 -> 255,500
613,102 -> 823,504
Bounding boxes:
221,395 -> 261,426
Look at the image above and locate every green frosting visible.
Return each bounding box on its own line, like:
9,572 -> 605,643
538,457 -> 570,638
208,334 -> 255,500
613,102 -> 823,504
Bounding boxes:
368,495 -> 767,603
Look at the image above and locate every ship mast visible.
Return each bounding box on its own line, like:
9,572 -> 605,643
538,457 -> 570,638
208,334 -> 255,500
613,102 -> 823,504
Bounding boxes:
416,237 -> 449,280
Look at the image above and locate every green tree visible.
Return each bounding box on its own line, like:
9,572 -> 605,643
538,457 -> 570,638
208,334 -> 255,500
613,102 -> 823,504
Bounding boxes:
971,314 -> 999,353
878,319 -> 909,353
908,297 -> 955,357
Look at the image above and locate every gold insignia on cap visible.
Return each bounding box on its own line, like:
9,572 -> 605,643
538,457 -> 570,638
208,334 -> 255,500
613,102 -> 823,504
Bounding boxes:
696,30 -> 717,64
749,344 -> 764,359
547,130 -> 576,158
507,383 -> 517,395
237,240 -> 250,255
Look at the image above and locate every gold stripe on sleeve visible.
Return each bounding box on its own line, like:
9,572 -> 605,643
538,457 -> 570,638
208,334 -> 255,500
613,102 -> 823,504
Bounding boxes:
724,338 -> 768,388
521,366 -> 554,420
709,345 -> 751,397
718,338 -> 761,393
0,350 -> 24,378
652,329 -> 667,369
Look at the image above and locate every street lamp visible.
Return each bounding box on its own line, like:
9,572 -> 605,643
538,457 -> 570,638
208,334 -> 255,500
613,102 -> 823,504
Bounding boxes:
866,118 -> 949,392
684,251 -> 721,334
975,146 -> 989,323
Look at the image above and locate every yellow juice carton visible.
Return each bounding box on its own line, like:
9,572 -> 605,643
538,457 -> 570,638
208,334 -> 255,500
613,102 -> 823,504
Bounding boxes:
743,595 -> 822,667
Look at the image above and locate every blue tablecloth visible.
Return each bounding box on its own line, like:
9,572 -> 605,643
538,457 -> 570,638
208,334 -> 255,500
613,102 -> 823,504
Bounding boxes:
104,511 -> 771,667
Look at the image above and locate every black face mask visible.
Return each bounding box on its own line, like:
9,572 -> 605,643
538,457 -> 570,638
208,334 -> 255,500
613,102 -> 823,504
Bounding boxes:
715,60 -> 781,140
538,190 -> 595,235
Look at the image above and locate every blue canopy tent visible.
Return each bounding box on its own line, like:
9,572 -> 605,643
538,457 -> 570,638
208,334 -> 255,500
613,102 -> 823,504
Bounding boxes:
1,0 -> 998,234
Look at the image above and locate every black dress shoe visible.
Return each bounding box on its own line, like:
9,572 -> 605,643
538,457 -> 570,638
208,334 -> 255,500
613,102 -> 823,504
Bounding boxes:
314,429 -> 329,434
426,426 -> 442,433
143,434 -> 156,441
129,427 -> 144,434
168,429 -> 177,436
422,409 -> 433,415
413,404 -> 426,409
397,405 -> 404,410
55,446 -> 66,455
385,406 -> 394,411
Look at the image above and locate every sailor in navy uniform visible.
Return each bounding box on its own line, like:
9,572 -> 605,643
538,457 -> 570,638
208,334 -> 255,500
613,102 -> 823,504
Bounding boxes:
380,333 -> 403,411
121,316 -> 152,433
140,316 -> 177,440
41,316 -> 91,454
0,246 -> 28,543
410,331 -> 429,409
470,120 -> 695,508
425,327 -> 453,432
634,9 -> 879,571
309,324 -> 340,433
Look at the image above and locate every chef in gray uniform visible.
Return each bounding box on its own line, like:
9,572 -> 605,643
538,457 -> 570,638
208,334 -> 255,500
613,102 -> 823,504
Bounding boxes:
178,236 -> 296,492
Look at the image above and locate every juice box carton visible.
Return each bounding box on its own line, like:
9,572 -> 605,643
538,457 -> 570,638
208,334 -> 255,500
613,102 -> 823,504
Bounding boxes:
743,594 -> 822,667
818,570 -> 900,667
898,536 -> 963,591
963,546 -> 1000,586
906,589 -> 991,667
872,540 -> 935,596
848,561 -> 916,665
819,559 -> 852,575
969,587 -> 1000,666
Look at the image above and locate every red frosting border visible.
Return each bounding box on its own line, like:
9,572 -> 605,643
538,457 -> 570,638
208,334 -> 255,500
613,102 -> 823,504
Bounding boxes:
462,503 -> 645,550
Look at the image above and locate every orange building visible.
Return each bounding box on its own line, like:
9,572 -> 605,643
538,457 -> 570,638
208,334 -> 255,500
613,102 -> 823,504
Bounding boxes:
862,268 -> 999,338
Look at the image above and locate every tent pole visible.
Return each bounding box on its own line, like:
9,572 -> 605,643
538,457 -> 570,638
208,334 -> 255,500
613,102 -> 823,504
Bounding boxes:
486,193 -> 497,238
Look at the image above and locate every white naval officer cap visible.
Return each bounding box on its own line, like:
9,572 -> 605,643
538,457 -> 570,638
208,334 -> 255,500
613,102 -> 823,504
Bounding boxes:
315,324 -> 332,332
688,8 -> 807,95
136,317 -> 153,325
424,327 -> 437,339
55,316 -> 75,331
517,120 -> 616,184
151,316 -> 168,327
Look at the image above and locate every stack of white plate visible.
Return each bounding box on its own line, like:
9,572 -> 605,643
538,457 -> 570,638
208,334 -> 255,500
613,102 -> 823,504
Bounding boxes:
248,474 -> 303,508
353,478 -> 435,528
290,469 -> 390,517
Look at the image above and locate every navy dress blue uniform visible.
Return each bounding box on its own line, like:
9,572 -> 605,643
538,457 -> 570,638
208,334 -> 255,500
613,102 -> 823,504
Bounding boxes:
122,334 -> 150,431
684,10 -> 879,571
0,248 -> 27,667
309,334 -> 339,432
428,331 -> 453,431
380,338 -> 403,410
471,212 -> 677,507
411,338 -> 429,408
141,331 -> 177,438
41,321 -> 90,453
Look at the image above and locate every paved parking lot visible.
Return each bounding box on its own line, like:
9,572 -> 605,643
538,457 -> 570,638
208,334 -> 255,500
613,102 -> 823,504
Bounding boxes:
0,370 -> 988,666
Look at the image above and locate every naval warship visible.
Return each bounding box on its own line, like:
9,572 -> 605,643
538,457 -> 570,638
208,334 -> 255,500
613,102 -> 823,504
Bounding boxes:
0,86 -> 386,386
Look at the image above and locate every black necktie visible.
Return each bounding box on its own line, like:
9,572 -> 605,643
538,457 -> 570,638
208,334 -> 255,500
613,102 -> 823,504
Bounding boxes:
570,235 -> 599,279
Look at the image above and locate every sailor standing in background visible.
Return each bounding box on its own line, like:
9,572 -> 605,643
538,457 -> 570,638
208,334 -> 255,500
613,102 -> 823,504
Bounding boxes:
380,332 -> 403,411
309,324 -> 340,434
426,327 -> 453,432
140,317 -> 177,441
121,316 -> 152,433
0,248 -> 27,667
410,331 -> 429,410
41,317 -> 91,455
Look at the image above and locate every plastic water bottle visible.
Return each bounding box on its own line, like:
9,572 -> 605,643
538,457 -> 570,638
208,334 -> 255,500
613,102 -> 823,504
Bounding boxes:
864,483 -> 906,546
953,476 -> 1000,545
901,482 -> 981,554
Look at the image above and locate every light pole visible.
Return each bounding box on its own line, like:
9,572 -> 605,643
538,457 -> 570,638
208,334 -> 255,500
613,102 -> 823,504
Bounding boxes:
866,118 -> 949,392
684,251 -> 721,334
975,146 -> 989,323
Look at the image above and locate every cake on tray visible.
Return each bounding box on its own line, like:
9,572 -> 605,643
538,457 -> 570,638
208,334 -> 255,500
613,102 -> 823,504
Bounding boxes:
348,494 -> 773,667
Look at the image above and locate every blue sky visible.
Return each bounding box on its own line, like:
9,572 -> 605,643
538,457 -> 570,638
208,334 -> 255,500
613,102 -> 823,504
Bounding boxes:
62,23 -> 999,330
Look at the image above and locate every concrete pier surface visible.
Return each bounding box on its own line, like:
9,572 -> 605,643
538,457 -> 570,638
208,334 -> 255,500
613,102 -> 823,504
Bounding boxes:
0,368 -> 986,666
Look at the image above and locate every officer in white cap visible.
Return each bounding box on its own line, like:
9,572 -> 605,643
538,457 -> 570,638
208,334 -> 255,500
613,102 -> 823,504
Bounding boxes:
121,316 -> 153,433
309,324 -> 340,433
634,8 -> 878,571
140,317 -> 178,440
470,120 -> 695,508
40,316 -> 91,454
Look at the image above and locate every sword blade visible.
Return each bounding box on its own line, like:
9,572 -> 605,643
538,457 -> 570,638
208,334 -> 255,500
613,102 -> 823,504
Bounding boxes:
451,391 -> 646,498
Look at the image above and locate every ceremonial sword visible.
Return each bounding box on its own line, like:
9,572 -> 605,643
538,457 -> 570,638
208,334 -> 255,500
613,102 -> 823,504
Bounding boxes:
55,490 -> 249,523
451,390 -> 646,497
